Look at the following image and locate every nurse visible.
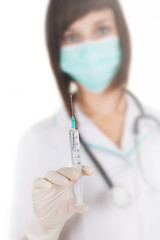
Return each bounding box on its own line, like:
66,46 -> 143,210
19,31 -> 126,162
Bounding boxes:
10,0 -> 160,240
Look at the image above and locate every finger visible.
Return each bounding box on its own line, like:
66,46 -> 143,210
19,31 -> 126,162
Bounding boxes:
32,178 -> 53,202
33,177 -> 52,190
74,202 -> 90,214
44,170 -> 70,186
57,167 -> 80,182
82,166 -> 95,176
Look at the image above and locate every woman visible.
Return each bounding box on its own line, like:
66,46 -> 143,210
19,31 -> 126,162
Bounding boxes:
10,0 -> 160,239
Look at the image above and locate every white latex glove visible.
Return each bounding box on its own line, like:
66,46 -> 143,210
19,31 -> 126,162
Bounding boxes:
25,165 -> 95,240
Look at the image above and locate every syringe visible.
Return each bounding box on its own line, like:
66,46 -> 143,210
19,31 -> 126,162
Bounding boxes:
69,95 -> 84,205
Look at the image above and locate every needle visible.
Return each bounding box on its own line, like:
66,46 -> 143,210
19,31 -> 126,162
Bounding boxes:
70,94 -> 76,129
70,94 -> 74,117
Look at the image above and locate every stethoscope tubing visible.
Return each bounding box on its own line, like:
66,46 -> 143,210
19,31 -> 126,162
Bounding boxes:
79,134 -> 113,188
78,88 -> 160,190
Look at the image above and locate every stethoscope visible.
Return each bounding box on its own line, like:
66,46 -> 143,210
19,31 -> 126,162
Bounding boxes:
78,88 -> 160,207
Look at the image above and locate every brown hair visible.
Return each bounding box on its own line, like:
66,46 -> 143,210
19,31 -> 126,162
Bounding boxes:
45,0 -> 131,118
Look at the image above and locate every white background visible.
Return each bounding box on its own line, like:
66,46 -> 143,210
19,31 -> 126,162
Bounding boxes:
0,0 -> 160,239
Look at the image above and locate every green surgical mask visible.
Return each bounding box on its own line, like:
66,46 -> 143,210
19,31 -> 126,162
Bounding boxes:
60,36 -> 122,93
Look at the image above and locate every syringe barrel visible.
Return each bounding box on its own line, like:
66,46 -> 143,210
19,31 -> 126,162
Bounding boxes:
69,129 -> 84,205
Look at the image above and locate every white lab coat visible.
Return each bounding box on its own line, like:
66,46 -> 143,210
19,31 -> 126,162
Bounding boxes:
10,92 -> 160,240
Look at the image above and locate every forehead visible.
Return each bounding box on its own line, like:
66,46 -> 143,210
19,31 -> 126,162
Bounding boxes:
67,8 -> 115,30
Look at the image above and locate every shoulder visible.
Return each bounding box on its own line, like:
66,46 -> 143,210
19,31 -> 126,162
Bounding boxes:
18,114 -> 56,151
136,100 -> 160,133
127,91 -> 160,120
19,105 -> 70,162
20,104 -> 70,145
17,104 -> 71,173
142,101 -> 160,120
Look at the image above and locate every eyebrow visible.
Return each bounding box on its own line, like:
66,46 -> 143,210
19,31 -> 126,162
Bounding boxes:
94,18 -> 112,25
65,18 -> 112,33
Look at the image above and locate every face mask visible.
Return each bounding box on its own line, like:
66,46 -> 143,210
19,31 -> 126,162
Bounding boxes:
60,36 -> 122,93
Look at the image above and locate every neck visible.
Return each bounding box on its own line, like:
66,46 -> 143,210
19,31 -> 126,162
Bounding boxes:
75,85 -> 126,118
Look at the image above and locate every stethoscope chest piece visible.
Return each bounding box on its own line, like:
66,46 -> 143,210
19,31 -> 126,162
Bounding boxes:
111,187 -> 131,208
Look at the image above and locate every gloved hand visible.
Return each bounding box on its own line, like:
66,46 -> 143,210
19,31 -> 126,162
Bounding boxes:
25,165 -> 95,240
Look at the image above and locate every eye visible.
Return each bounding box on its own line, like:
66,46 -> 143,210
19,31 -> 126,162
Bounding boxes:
63,34 -> 78,43
97,26 -> 110,35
